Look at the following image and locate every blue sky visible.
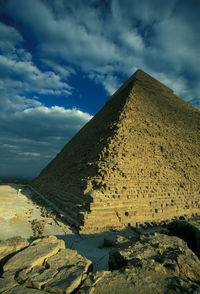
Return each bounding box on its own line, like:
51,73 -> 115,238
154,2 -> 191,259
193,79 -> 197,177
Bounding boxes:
0,0 -> 200,178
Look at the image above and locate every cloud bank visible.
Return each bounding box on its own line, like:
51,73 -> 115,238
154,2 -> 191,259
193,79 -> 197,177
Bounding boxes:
0,94 -> 92,178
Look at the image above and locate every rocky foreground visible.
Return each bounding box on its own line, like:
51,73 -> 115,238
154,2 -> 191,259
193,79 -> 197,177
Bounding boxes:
0,220 -> 200,294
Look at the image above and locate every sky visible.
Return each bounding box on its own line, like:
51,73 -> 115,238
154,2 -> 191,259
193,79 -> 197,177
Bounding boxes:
0,0 -> 200,179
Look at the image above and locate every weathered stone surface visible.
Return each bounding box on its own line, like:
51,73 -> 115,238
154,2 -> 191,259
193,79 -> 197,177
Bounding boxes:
77,271 -> 110,294
0,278 -> 48,293
0,278 -> 18,292
1,236 -> 92,294
0,236 -> 29,268
167,218 -> 200,258
109,233 -> 200,288
3,284 -> 48,293
1,232 -> 200,293
43,248 -> 92,293
79,233 -> 200,293
15,265 -> 58,289
3,235 -> 65,280
32,69 -> 200,232
78,268 -> 200,294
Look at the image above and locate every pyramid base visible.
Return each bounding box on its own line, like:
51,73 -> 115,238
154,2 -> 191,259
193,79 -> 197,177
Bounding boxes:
30,185 -> 200,234
79,211 -> 200,234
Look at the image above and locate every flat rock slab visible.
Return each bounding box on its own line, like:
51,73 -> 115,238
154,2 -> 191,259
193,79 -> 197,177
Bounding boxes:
0,278 -> 48,293
3,236 -> 65,277
0,236 -> 29,267
0,278 -> 19,293
1,235 -> 92,294
43,248 -> 92,293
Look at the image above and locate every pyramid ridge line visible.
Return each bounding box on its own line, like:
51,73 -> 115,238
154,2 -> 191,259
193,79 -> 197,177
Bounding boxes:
134,69 -> 174,92
109,69 -> 173,102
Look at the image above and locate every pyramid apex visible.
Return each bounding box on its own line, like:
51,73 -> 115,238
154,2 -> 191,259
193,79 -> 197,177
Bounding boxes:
110,69 -> 173,101
133,69 -> 173,93
133,68 -> 144,74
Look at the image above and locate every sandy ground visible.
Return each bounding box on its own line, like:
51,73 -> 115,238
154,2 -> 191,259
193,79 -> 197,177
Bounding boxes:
0,184 -> 111,271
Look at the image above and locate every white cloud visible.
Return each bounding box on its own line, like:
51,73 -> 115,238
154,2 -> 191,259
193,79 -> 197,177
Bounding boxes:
0,54 -> 72,95
0,94 -> 93,177
0,12 -> 72,98
150,72 -> 188,97
89,72 -> 121,96
2,0 -> 200,102
21,152 -> 41,157
42,59 -> 75,78
120,30 -> 144,52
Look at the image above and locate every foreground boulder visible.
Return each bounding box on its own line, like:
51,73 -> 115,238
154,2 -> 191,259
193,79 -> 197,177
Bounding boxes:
1,235 -> 92,293
0,236 -> 29,279
0,237 -> 29,266
0,278 -> 47,293
167,219 -> 200,258
79,232 -> 200,293
78,267 -> 200,294
106,233 -> 200,293
3,235 -> 65,280
1,231 -> 200,293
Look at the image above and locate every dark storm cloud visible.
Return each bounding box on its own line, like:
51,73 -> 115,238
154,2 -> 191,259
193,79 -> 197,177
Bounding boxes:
0,21 -> 23,52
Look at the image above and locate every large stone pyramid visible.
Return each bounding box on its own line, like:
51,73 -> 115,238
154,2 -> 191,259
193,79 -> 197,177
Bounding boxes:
32,69 -> 200,232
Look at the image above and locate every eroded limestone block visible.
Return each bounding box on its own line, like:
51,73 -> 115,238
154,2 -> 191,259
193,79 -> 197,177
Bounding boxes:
0,237 -> 29,267
109,233 -> 200,283
0,278 -> 47,293
3,235 -> 65,280
43,248 -> 92,293
0,277 -> 18,293
2,236 -> 93,294
77,268 -> 200,294
167,219 -> 200,258
79,233 -> 200,294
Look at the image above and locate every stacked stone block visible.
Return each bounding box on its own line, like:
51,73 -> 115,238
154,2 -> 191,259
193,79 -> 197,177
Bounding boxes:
32,70 -> 200,232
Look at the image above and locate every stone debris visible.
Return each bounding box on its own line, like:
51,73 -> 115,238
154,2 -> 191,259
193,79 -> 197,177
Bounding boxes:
32,69 -> 200,232
0,235 -> 92,294
0,228 -> 200,293
167,219 -> 200,258
0,237 -> 29,269
3,236 -> 65,280
31,219 -> 46,238
1,281 -> 48,293
79,232 -> 200,294
78,268 -> 200,294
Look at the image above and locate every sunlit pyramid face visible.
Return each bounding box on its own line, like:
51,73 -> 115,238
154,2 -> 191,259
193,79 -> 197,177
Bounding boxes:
32,70 -> 200,233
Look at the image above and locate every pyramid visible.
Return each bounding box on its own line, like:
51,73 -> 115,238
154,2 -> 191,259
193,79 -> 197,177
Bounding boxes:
32,69 -> 200,232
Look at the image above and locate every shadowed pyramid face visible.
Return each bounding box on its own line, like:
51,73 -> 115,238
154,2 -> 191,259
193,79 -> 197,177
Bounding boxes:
32,69 -> 200,233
